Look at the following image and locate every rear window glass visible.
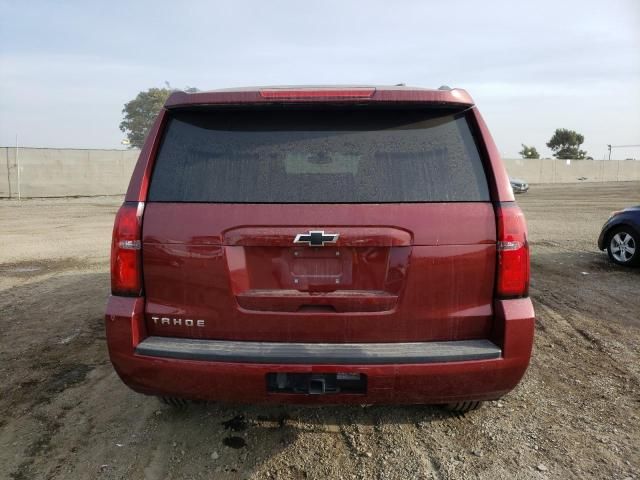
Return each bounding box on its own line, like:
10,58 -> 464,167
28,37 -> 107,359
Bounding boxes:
148,109 -> 490,203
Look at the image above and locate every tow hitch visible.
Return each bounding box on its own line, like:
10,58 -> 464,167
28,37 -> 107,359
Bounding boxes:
267,372 -> 367,394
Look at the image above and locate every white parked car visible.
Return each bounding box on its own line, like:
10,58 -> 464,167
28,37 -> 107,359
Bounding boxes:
510,177 -> 529,193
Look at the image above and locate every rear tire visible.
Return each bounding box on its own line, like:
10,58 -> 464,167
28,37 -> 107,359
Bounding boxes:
606,227 -> 639,267
443,401 -> 482,413
159,396 -> 190,408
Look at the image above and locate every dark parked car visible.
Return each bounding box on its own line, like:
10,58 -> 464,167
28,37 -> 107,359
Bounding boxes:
106,85 -> 534,413
510,177 -> 529,193
598,205 -> 640,266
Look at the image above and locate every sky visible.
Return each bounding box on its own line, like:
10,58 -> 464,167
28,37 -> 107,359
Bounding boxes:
1,0 -> 639,159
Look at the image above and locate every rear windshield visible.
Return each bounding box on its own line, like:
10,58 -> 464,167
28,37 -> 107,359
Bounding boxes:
148,109 -> 490,203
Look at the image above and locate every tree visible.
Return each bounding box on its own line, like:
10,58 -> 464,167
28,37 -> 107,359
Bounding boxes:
546,128 -> 588,159
119,88 -> 172,148
519,144 -> 540,159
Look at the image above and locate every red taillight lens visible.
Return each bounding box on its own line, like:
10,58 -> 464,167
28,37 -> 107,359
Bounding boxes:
496,204 -> 530,298
110,202 -> 143,296
259,88 -> 376,99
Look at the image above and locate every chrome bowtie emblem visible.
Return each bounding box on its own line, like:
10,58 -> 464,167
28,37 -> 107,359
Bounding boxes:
293,230 -> 339,247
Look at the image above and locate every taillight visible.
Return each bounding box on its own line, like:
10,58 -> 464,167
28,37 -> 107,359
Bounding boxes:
111,202 -> 144,296
496,203 -> 530,298
259,88 -> 376,99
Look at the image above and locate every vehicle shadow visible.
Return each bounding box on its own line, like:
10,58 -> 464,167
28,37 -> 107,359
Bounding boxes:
144,398 -> 465,478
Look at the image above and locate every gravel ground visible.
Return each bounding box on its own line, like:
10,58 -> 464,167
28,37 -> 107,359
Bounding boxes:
1,182 -> 639,480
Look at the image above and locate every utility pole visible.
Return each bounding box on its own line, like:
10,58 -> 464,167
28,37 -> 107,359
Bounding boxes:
607,144 -> 611,161
16,134 -> 21,201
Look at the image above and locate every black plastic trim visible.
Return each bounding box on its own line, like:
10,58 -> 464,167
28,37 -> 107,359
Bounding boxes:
135,337 -> 502,364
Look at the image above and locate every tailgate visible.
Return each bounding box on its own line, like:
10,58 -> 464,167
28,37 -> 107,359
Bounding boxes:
140,106 -> 496,343
142,202 -> 496,342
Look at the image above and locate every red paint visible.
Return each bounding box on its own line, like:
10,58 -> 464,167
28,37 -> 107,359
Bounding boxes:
141,203 -> 497,342
106,297 -> 533,404
468,107 -> 514,202
124,110 -> 167,202
108,85 -> 534,404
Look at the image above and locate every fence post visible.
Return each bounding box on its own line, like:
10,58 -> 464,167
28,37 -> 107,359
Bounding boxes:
16,135 -> 21,200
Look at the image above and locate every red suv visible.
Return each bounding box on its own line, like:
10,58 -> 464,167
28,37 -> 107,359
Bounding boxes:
106,86 -> 534,412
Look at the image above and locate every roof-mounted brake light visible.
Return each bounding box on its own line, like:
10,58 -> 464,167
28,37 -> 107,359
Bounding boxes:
259,88 -> 375,99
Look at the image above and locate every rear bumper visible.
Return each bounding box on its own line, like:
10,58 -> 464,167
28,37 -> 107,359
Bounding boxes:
135,337 -> 503,364
105,297 -> 534,404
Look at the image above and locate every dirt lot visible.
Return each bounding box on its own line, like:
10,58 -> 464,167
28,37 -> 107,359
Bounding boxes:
1,182 -> 639,480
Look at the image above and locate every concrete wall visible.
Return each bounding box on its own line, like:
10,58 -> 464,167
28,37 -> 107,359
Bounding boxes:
1,148 -> 639,198
1,147 -> 139,198
504,158 -> 640,184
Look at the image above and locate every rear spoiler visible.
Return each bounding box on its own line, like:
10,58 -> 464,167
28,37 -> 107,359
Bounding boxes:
165,87 -> 475,109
